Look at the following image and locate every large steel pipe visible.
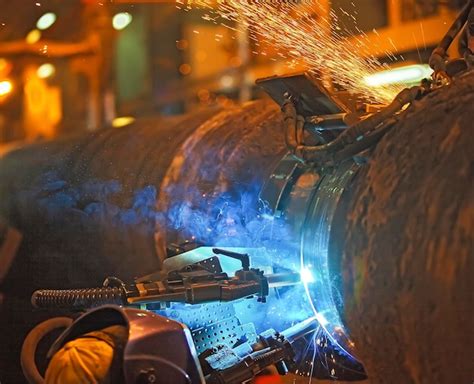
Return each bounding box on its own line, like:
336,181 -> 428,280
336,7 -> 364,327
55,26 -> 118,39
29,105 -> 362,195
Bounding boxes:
340,72 -> 474,383
0,73 -> 472,383
0,102 -> 286,382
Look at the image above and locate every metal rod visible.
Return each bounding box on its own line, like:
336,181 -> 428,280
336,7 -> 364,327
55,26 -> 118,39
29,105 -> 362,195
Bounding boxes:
281,316 -> 319,343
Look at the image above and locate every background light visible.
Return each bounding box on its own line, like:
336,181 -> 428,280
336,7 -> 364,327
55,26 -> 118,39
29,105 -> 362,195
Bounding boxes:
179,63 -> 192,75
37,63 -> 55,79
0,59 -> 12,76
220,75 -> 234,89
112,12 -> 133,31
26,29 -> 41,44
36,12 -> 57,31
364,64 -> 433,87
112,116 -> 135,128
0,80 -> 13,97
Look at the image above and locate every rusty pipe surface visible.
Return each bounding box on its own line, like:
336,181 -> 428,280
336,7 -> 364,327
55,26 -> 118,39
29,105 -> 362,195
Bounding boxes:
339,72 -> 474,383
0,74 -> 473,383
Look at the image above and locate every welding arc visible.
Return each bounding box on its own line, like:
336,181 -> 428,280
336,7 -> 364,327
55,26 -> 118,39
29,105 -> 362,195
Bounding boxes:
283,86 -> 424,164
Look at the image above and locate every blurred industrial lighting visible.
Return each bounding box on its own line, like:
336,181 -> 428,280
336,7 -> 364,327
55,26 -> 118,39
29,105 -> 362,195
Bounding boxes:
364,64 -> 433,87
26,29 -> 41,44
195,50 -> 207,63
0,58 -> 11,76
176,39 -> 189,50
112,12 -> 132,30
37,63 -> 55,79
112,116 -> 135,128
229,56 -> 242,68
179,63 -> 192,75
197,89 -> 210,102
36,12 -> 57,30
0,80 -> 13,97
220,75 -> 234,89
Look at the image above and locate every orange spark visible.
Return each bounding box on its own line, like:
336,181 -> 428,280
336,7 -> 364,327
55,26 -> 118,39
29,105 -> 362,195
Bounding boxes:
180,0 -> 404,104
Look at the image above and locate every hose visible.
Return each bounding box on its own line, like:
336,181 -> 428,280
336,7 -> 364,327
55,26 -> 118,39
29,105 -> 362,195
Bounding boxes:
282,86 -> 423,164
429,0 -> 473,74
31,287 -> 126,310
282,100 -> 300,154
21,316 -> 73,384
332,117 -> 398,164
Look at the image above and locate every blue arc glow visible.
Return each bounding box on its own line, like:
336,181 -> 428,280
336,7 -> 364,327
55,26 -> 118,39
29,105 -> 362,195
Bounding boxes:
300,266 -> 315,283
300,161 -> 359,359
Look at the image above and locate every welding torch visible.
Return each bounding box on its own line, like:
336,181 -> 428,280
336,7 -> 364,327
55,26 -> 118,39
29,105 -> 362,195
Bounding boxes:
31,252 -> 302,311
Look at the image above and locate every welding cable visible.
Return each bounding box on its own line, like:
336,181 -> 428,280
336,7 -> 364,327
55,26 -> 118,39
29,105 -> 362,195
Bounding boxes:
296,114 -> 305,146
283,86 -> 423,164
281,95 -> 343,162
21,316 -> 73,384
31,287 -> 126,310
332,117 -> 398,164
335,86 -> 422,143
283,102 -> 329,146
429,0 -> 473,75
281,100 -> 300,156
300,86 -> 423,162
281,100 -> 315,162
457,7 -> 474,60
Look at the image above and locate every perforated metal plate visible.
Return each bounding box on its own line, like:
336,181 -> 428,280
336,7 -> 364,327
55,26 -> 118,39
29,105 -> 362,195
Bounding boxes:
192,317 -> 241,353
158,301 -> 257,354
163,302 -> 235,329
197,256 -> 222,273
